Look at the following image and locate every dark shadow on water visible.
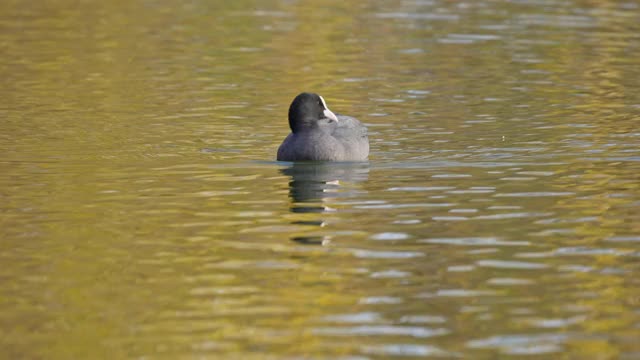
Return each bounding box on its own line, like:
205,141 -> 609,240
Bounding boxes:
281,162 -> 370,203
290,236 -> 327,245
279,162 -> 369,245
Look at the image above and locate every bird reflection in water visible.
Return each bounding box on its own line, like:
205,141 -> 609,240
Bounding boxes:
280,162 -> 369,245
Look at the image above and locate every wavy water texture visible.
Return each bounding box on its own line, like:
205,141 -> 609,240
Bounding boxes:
0,0 -> 639,359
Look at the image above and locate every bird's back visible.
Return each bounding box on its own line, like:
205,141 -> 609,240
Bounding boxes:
332,114 -> 369,161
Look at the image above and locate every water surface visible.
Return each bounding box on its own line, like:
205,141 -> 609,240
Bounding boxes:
1,0 -> 639,358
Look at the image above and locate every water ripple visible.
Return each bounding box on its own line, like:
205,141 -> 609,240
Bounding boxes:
467,333 -> 571,354
322,312 -> 383,324
360,297 -> 403,305
313,325 -> 450,338
553,247 -> 631,256
374,12 -> 459,21
494,192 -> 575,197
474,212 -> 553,220
435,289 -> 500,297
487,278 -> 534,286
606,236 -> 640,242
371,270 -> 411,278
350,249 -> 424,259
362,344 -> 454,357
523,315 -> 587,329
388,186 -> 456,191
477,260 -> 549,269
400,315 -> 447,324
420,237 -> 530,246
356,203 -> 456,209
371,232 -> 411,241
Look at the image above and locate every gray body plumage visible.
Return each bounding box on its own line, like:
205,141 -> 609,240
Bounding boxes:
277,93 -> 369,162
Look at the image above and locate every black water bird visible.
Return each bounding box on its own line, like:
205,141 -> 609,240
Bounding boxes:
277,92 -> 369,161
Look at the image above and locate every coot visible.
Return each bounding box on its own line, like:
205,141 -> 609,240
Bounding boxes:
277,92 -> 369,161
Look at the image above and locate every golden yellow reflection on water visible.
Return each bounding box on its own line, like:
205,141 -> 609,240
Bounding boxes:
1,0 -> 639,358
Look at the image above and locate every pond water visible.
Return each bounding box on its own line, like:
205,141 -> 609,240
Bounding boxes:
1,0 -> 639,358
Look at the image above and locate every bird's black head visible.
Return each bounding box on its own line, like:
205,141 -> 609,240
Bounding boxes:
288,92 -> 338,133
